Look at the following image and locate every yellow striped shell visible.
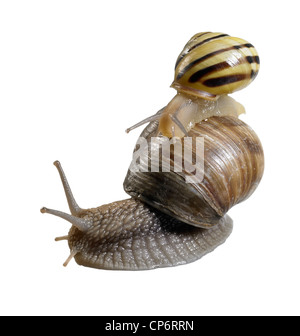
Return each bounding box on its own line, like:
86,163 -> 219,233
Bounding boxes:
172,32 -> 260,100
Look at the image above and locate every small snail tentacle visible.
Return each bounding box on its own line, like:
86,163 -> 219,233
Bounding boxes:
169,113 -> 188,137
125,107 -> 165,134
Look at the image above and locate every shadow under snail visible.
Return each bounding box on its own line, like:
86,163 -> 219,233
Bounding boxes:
41,32 -> 264,270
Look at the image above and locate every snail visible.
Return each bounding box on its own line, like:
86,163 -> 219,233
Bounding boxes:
41,161 -> 234,270
126,32 -> 259,138
40,32 -> 264,270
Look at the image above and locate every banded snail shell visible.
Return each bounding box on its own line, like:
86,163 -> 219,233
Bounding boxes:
171,32 -> 260,100
124,116 -> 264,228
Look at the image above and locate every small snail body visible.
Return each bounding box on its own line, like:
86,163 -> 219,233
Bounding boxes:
126,32 -> 259,138
157,92 -> 245,138
41,32 -> 264,270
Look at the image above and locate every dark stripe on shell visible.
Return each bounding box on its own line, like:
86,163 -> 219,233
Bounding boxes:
203,74 -> 248,87
188,33 -> 229,54
246,55 -> 260,64
234,43 -> 254,49
189,61 -> 230,83
190,32 -> 211,41
174,32 -> 211,70
176,43 -> 256,81
250,70 -> 258,79
175,33 -> 229,70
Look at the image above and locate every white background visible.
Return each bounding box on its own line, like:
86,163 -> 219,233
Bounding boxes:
1,0 -> 299,316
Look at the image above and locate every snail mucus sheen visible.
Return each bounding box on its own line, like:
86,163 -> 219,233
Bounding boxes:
41,32 -> 264,270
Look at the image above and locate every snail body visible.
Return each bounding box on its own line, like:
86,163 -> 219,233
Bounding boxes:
41,32 -> 264,270
157,92 -> 245,138
126,32 -> 259,138
41,161 -> 233,270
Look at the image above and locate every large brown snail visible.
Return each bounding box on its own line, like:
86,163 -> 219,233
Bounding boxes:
41,32 -> 264,270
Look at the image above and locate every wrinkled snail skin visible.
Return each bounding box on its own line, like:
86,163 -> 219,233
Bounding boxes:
68,201 -> 233,271
41,32 -> 263,270
41,161 -> 233,270
124,116 -> 264,229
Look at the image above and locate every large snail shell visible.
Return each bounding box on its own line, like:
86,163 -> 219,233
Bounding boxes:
172,32 -> 260,100
124,116 -> 264,228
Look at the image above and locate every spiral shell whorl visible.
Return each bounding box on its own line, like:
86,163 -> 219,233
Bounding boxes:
124,116 -> 264,228
172,32 -> 260,100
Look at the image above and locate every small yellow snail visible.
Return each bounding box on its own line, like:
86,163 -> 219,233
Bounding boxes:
41,32 -> 264,270
126,32 -> 259,138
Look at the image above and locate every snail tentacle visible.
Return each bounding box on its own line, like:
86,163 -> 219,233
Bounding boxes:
63,249 -> 78,267
40,161 -> 93,232
40,207 -> 91,232
53,160 -> 82,216
125,107 -> 165,134
54,235 -> 69,241
169,112 -> 188,137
